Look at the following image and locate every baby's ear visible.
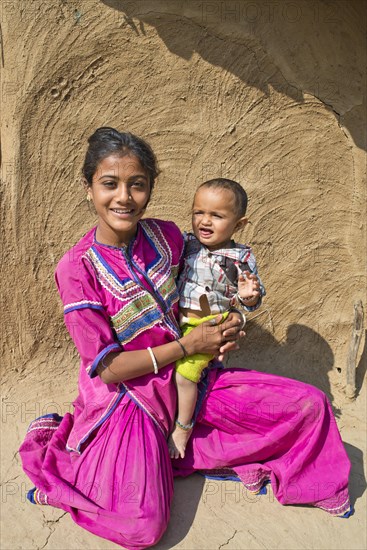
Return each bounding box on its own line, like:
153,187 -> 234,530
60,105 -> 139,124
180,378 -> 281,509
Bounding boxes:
236,217 -> 248,230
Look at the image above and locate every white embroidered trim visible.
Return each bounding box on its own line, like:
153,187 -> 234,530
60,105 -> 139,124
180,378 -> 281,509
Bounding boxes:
318,498 -> 350,512
27,426 -> 59,433
64,299 -> 102,311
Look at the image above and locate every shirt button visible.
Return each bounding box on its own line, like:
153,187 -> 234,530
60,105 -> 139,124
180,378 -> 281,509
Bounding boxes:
207,252 -> 212,258
205,286 -> 211,292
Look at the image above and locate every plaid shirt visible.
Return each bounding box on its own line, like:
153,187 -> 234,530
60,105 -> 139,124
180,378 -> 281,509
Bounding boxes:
178,232 -> 265,314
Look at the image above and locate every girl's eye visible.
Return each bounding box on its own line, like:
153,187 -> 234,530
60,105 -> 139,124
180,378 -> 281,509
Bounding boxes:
104,181 -> 116,188
132,181 -> 145,188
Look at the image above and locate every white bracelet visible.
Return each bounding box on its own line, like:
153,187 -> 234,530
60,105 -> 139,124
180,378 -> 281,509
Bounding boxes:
237,292 -> 252,304
147,346 -> 158,374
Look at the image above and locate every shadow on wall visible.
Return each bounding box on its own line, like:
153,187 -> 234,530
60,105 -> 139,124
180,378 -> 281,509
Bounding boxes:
229,323 -> 366,417
227,321 -> 341,414
101,0 -> 366,151
355,330 -> 367,399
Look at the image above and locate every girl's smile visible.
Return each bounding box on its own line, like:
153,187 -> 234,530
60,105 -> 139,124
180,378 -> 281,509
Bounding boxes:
87,154 -> 151,247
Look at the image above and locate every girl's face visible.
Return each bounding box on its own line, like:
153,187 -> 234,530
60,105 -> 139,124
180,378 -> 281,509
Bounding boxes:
87,153 -> 151,247
192,187 -> 247,250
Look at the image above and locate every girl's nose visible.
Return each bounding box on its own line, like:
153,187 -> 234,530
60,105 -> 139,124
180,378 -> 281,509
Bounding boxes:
116,184 -> 131,203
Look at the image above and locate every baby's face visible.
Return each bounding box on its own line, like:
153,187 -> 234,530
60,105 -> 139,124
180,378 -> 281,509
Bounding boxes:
192,187 -> 246,250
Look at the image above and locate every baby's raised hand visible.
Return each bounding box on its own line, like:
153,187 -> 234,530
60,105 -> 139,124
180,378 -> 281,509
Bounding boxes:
238,271 -> 260,301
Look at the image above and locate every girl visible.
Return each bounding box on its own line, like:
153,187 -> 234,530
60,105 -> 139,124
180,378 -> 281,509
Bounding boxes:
20,128 -> 352,550
170,178 -> 266,459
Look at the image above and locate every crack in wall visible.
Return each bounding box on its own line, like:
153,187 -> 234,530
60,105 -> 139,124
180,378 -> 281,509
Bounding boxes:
248,529 -> 269,549
0,475 -> 20,485
218,529 -> 238,549
39,511 -> 68,550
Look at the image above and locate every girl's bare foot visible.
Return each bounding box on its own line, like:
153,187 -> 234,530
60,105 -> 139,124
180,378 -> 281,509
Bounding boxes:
168,425 -> 193,459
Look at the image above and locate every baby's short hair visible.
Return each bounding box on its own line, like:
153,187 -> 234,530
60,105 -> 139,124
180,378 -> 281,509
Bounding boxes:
198,178 -> 248,217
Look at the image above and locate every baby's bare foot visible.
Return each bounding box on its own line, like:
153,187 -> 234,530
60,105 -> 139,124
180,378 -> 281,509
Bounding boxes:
168,426 -> 193,459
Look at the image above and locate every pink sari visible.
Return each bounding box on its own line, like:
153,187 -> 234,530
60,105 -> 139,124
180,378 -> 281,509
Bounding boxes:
19,219 -> 351,549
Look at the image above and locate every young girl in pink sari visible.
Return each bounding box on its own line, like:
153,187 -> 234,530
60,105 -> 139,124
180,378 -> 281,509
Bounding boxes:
19,128 -> 352,550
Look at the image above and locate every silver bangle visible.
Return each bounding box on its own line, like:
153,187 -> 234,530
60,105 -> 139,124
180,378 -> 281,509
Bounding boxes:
147,346 -> 158,374
229,307 -> 246,329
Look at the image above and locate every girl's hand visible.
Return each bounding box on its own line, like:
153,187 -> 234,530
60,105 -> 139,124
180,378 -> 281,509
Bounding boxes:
218,310 -> 245,360
181,314 -> 244,357
238,271 -> 260,302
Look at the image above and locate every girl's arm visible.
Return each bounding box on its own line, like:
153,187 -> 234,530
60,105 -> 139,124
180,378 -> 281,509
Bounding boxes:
97,314 -> 243,384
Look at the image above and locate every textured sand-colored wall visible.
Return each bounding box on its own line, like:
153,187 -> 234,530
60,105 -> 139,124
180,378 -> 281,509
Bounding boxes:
1,0 -> 366,403
1,2 -> 366,550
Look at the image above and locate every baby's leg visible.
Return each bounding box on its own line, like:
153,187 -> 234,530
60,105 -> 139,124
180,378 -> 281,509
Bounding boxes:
169,372 -> 197,459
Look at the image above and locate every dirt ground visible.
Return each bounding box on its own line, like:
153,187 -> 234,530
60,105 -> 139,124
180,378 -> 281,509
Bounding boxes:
2,363 -> 366,549
1,1 -> 366,548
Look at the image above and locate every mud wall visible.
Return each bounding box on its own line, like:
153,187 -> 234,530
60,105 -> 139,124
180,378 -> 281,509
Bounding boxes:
1,0 -> 366,401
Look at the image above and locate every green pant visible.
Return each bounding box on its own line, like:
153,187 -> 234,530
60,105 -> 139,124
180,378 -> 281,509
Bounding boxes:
175,312 -> 229,382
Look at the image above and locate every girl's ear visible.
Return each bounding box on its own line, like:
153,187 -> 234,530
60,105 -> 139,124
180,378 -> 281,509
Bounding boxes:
81,177 -> 93,202
235,217 -> 248,231
81,176 -> 89,192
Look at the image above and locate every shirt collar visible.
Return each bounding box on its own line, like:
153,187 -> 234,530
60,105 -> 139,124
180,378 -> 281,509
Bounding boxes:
187,233 -> 246,260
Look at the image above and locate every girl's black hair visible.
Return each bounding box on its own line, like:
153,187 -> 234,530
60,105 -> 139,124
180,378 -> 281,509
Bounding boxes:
199,178 -> 248,217
82,127 -> 159,191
